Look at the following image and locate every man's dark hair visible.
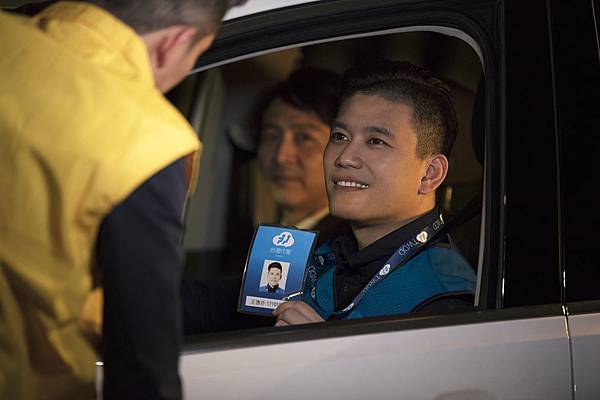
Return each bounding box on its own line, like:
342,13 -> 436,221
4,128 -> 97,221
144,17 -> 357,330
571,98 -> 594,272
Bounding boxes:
253,66 -> 340,144
84,0 -> 247,34
10,1 -> 54,16
339,60 -> 458,158
15,0 -> 247,34
15,0 -> 247,35
267,262 -> 283,272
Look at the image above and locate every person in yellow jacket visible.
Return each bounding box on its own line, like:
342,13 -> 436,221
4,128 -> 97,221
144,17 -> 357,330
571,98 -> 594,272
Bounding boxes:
0,1 -> 246,399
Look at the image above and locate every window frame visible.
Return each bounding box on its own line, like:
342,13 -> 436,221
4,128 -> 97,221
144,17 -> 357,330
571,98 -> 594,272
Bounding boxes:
179,0 -> 571,350
188,0 -> 504,312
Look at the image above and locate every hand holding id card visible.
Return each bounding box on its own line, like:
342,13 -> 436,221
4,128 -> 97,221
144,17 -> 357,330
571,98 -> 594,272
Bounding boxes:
238,225 -> 318,316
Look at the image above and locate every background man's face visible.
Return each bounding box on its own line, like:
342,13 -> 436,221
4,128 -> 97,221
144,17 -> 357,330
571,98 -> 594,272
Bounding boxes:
324,93 -> 428,225
268,267 -> 282,287
257,98 -> 330,217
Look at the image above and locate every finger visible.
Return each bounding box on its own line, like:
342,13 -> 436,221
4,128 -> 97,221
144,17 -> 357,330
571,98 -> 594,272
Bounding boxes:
276,301 -> 323,321
295,303 -> 323,321
274,300 -> 312,315
273,300 -> 299,316
276,308 -> 311,325
274,319 -> 289,327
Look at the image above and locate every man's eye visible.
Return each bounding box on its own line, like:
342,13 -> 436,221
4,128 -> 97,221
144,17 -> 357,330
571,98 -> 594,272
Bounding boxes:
368,138 -> 386,145
295,132 -> 314,143
330,132 -> 348,142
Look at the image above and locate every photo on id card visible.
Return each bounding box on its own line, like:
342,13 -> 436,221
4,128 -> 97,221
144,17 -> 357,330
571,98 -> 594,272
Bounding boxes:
238,224 -> 318,316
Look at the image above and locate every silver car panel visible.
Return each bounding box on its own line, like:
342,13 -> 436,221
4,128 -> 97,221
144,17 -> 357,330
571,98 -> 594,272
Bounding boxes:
180,312 -> 571,399
569,304 -> 600,400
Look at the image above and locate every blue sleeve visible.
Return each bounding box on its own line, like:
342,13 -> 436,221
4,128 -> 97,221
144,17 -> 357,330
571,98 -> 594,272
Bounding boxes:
98,158 -> 187,400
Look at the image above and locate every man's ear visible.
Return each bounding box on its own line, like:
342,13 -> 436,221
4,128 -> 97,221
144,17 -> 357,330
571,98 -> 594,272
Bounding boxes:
153,26 -> 198,69
143,26 -> 215,92
418,154 -> 449,195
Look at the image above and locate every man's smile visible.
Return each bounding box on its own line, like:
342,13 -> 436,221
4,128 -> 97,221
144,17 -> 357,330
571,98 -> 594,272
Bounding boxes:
332,177 -> 369,190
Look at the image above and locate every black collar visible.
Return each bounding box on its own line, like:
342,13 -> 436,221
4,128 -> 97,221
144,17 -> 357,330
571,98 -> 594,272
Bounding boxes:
332,207 -> 440,310
333,208 -> 440,272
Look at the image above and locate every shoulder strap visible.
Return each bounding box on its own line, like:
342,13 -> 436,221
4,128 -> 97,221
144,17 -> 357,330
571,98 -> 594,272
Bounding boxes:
400,195 -> 483,266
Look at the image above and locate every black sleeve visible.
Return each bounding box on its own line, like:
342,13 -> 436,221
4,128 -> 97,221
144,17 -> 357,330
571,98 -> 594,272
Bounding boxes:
415,294 -> 475,314
98,158 -> 187,400
181,276 -> 274,335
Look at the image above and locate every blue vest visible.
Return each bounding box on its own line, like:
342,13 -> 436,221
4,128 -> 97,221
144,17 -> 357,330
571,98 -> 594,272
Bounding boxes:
302,241 -> 476,320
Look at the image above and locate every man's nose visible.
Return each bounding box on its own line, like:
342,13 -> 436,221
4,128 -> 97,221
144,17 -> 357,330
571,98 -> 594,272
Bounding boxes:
334,140 -> 363,169
274,132 -> 297,165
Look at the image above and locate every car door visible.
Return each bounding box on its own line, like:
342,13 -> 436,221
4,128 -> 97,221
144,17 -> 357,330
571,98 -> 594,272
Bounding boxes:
175,0 -> 575,399
549,0 -> 600,398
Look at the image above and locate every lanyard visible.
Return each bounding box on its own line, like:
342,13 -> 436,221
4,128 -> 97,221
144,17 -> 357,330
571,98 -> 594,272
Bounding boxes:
310,213 -> 445,318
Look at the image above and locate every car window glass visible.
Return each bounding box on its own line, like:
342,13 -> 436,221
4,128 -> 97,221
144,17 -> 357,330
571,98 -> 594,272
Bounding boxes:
175,30 -> 485,335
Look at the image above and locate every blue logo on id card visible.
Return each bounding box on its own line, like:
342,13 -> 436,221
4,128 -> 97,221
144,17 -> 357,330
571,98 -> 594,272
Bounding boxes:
238,225 -> 318,316
272,231 -> 295,247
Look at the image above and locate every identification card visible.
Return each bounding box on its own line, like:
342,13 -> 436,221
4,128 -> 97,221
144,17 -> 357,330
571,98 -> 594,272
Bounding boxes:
238,224 -> 318,316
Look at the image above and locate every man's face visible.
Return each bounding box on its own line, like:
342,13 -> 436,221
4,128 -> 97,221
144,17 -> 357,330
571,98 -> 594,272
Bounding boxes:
268,267 -> 282,287
324,93 -> 428,226
257,98 -> 330,216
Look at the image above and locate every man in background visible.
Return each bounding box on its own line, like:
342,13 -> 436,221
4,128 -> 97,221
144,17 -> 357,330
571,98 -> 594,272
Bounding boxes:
224,67 -> 350,271
182,67 -> 350,334
255,67 -> 348,239
0,1 -> 245,399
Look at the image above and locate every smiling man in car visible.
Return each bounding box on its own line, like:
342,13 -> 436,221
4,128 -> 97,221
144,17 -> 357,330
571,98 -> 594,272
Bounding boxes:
0,1 -> 246,399
274,60 -> 476,325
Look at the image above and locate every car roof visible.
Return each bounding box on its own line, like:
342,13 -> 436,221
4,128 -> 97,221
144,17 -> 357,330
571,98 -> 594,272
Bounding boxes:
0,0 -> 320,14
223,0 -> 321,21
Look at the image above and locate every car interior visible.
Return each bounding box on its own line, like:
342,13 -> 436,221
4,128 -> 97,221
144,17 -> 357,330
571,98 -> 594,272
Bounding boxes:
167,28 -> 486,334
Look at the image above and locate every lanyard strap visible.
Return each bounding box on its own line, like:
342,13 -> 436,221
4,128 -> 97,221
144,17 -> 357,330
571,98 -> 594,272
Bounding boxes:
311,213 -> 445,318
